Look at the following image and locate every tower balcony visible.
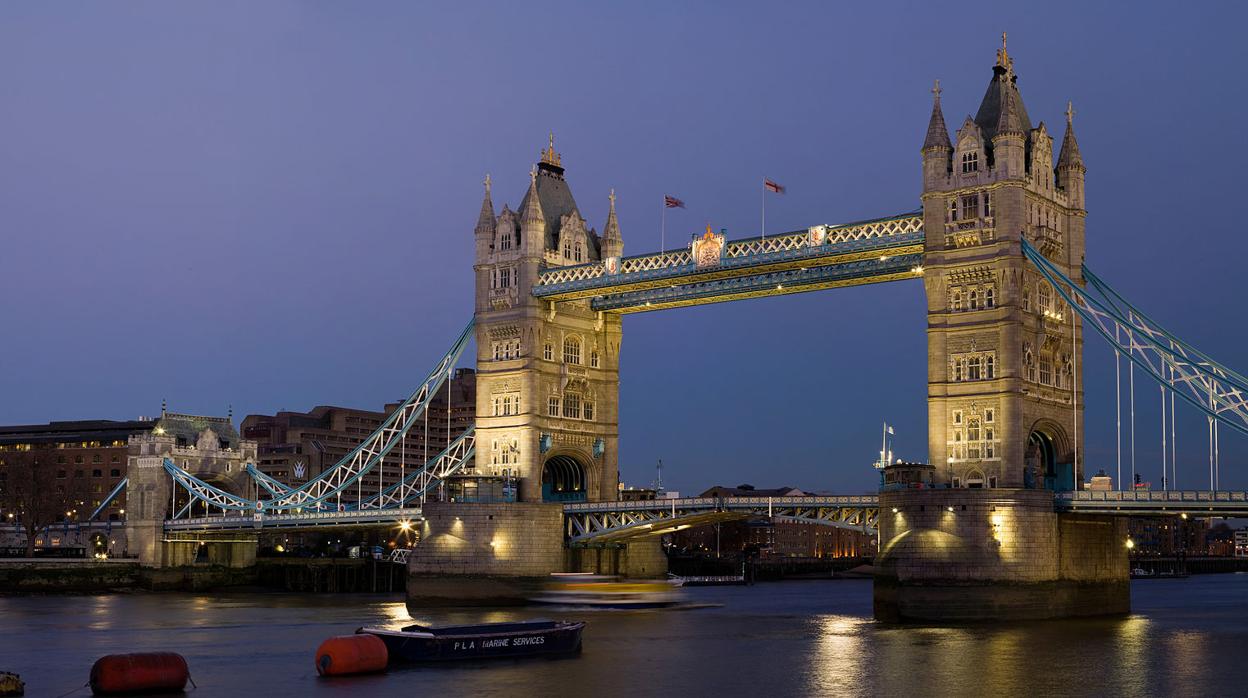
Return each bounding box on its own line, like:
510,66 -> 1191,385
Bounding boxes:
944,217 -> 995,248
1029,225 -> 1064,258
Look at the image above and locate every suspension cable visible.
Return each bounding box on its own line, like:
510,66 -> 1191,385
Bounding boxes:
1160,383 -> 1167,490
1115,325 -> 1122,490
1130,345 -> 1136,489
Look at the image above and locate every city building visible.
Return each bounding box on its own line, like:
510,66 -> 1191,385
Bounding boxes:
1126,515 -> 1209,557
1235,529 -> 1248,558
0,418 -> 157,526
241,369 -> 476,494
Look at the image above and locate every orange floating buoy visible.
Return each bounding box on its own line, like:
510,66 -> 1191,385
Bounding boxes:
89,652 -> 189,696
315,634 -> 388,677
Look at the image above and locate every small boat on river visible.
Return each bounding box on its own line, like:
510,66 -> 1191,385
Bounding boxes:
530,573 -> 686,608
357,620 -> 585,662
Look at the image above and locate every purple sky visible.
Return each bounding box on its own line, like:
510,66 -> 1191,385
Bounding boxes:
3,2 -> 1247,494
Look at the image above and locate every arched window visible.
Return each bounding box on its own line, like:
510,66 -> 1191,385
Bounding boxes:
1022,286 -> 1031,312
951,289 -> 962,311
574,243 -> 582,262
1038,284 -> 1052,314
968,289 -> 979,310
985,354 -> 995,379
985,286 -> 995,308
563,242 -> 572,259
590,351 -> 600,368
563,336 -> 581,365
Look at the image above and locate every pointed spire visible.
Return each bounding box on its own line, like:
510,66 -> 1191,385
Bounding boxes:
475,173 -> 495,235
521,164 -> 545,228
1057,100 -> 1084,170
996,31 -> 1014,81
540,132 -> 562,168
601,189 -> 623,258
995,82 -> 1025,137
922,79 -> 952,151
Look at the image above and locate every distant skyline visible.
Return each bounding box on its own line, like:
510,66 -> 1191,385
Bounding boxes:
3,2 -> 1247,494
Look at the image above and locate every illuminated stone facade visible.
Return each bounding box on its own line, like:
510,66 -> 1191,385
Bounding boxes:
921,39 -> 1087,489
472,138 -> 623,503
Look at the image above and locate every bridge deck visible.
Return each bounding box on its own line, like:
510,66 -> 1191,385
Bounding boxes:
1056,490 -> 1248,516
163,507 -> 423,532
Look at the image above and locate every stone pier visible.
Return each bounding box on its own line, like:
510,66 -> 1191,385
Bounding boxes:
874,488 -> 1129,622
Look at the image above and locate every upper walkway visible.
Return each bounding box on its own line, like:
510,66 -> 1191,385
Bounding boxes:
532,212 -> 924,313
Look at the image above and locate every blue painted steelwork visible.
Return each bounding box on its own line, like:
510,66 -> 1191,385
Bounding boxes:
591,253 -> 923,312
563,495 -> 880,543
1023,241 -> 1248,436
1057,490 -> 1248,516
534,226 -> 923,299
163,507 -> 425,532
351,428 -> 475,510
88,477 -> 128,521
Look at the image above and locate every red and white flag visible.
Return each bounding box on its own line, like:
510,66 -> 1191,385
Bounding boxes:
664,194 -> 686,209
764,178 -> 786,194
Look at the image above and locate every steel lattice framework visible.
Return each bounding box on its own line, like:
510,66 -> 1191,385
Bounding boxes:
532,212 -> 924,312
162,321 -> 474,521
562,496 -> 880,543
355,429 -> 475,510
1057,490 -> 1248,516
1024,241 -> 1248,437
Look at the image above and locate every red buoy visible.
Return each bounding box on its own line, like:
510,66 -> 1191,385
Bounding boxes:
89,652 -> 189,695
315,634 -> 388,676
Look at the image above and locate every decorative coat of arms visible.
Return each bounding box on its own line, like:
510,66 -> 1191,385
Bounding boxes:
807,225 -> 828,247
605,256 -> 620,275
692,226 -> 725,268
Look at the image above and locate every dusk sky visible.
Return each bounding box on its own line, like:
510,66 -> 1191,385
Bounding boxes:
3,2 -> 1247,494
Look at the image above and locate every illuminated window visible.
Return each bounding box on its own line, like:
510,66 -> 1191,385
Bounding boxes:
562,337 -> 581,365
1038,284 -> 1052,314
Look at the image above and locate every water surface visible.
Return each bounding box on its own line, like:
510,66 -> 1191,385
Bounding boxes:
3,575 -> 1246,696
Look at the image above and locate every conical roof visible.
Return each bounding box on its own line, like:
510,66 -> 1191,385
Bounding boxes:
923,81 -> 952,151
602,190 -> 622,243
475,174 -> 495,235
520,166 -> 546,228
1057,102 -> 1084,170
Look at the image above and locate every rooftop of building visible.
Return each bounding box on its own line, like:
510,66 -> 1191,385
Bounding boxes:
0,418 -> 157,446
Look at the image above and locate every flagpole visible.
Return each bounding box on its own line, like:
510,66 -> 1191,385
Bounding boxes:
761,177 -> 766,241
661,194 -> 666,253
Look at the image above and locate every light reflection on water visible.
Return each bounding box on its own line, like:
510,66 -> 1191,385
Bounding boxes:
1,576 -> 1246,697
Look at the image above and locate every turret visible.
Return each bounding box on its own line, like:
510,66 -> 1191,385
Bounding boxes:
992,87 -> 1027,178
1056,101 -> 1085,210
520,165 -> 547,258
922,80 -> 952,187
600,189 -> 624,260
474,174 -> 496,261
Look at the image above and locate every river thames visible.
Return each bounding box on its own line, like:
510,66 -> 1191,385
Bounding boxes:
4,575 -> 1247,696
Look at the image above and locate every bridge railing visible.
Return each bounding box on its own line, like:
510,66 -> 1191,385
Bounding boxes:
1059,490 -> 1248,503
164,506 -> 425,531
563,494 -> 878,514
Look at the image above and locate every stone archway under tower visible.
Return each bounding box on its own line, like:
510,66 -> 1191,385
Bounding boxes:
541,453 -> 590,503
1025,419 -> 1074,491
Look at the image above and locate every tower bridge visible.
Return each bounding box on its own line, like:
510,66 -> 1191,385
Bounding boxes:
127,40 -> 1248,621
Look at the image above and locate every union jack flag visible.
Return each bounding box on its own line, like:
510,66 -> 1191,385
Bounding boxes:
664,194 -> 685,209
764,178 -> 786,194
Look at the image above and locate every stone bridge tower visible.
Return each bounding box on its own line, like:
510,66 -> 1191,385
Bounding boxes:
921,38 -> 1087,489
472,137 -> 623,503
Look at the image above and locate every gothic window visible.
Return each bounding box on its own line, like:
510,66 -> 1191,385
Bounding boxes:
949,199 -> 958,221
543,343 -> 553,361
500,233 -> 512,251
985,354 -> 995,379
548,397 -> 560,417
968,356 -> 981,381
1038,283 -> 1052,314
563,242 -> 572,259
952,357 -> 964,382
985,285 -> 995,309
563,394 -> 582,419
983,191 -> 992,217
952,410 -> 963,425
968,289 -> 979,310
961,152 -> 979,173
984,408 -> 994,423
960,194 -> 978,220
563,336 -> 581,365
499,267 -> 511,288
574,243 -> 583,263
1039,353 -> 1053,386
590,351 -> 600,368
1024,344 -> 1037,382
1022,286 -> 1032,312
985,428 -> 996,459
584,402 -> 594,421
967,418 -> 981,459
951,288 -> 962,312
